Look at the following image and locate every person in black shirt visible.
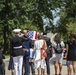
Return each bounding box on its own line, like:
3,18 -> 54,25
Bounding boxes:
43,32 -> 51,75
66,32 -> 76,75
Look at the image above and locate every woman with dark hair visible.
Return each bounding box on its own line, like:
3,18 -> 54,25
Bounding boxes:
66,32 -> 76,75
51,34 -> 65,75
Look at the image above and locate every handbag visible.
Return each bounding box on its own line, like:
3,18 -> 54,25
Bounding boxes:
42,50 -> 47,58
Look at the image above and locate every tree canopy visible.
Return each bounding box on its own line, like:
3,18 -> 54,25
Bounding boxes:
0,0 -> 76,53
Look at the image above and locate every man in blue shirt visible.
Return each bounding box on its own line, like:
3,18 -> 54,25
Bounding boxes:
22,30 -> 32,75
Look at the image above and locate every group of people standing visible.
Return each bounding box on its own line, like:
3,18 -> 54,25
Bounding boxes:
9,28 -> 76,75
9,28 -> 52,75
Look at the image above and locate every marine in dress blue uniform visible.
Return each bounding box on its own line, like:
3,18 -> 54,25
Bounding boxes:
10,29 -> 28,75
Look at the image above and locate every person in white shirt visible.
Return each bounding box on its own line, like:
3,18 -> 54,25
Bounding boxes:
51,34 -> 65,75
34,34 -> 47,75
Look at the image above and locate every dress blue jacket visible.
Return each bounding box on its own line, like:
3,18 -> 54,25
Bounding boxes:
22,39 -> 32,56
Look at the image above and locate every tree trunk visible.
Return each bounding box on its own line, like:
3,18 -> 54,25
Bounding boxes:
3,26 -> 9,53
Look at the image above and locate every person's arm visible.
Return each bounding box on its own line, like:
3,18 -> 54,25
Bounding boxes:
66,43 -> 69,52
65,43 -> 68,57
32,50 -> 35,59
64,41 -> 69,58
43,40 -> 47,50
60,41 -> 65,51
41,40 -> 47,51
21,35 -> 32,42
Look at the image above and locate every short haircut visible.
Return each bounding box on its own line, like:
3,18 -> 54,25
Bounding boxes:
43,32 -> 47,35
